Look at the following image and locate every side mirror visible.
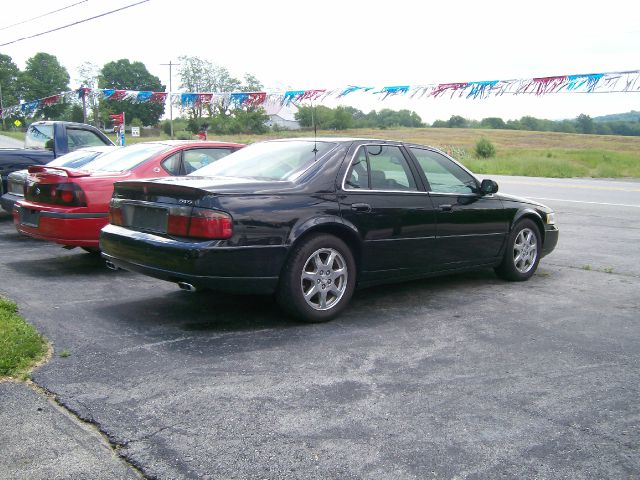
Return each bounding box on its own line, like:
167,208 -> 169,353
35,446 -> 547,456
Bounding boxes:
480,179 -> 499,194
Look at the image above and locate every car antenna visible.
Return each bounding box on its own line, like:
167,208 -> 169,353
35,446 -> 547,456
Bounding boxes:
311,101 -> 318,154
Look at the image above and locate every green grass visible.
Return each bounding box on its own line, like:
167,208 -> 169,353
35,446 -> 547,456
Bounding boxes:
0,296 -> 48,380
7,126 -> 640,178
0,130 -> 26,141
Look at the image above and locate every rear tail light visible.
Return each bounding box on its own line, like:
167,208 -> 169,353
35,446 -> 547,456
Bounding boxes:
108,203 -> 123,225
188,208 -> 233,239
26,182 -> 86,207
167,208 -> 233,239
109,200 -> 233,240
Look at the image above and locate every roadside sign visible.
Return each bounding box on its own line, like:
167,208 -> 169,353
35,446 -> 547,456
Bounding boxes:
131,127 -> 140,137
14,119 -> 21,127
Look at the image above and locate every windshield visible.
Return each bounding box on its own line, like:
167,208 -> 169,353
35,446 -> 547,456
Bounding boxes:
82,143 -> 170,172
191,140 -> 338,181
24,124 -> 54,150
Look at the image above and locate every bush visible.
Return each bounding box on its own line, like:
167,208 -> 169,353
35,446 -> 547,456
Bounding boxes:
474,137 -> 496,158
175,130 -> 193,140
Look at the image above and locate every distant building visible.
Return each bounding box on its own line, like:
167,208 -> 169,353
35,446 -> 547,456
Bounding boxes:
264,103 -> 300,130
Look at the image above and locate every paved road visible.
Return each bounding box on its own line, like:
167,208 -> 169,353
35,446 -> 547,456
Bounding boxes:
0,133 -> 23,148
0,176 -> 638,479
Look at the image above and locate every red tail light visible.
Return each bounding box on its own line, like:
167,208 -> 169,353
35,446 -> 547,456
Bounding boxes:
188,209 -> 233,239
27,182 -> 86,207
167,208 -> 232,239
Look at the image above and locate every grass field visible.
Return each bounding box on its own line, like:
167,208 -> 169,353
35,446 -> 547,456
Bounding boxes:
0,296 -> 48,380
4,127 -> 640,178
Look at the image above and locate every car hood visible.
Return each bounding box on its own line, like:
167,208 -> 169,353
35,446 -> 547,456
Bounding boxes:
119,175 -> 296,195
495,192 -> 551,211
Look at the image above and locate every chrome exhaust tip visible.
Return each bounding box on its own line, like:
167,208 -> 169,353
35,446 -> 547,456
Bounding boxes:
105,260 -> 118,271
177,281 -> 197,292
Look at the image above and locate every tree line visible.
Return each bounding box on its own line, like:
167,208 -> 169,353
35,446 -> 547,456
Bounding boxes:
295,106 -> 640,137
432,114 -> 640,136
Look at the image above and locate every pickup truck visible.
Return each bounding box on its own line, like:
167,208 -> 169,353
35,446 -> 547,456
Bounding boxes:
0,121 -> 114,195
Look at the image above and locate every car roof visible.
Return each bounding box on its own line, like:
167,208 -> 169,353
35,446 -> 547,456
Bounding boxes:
131,140 -> 245,148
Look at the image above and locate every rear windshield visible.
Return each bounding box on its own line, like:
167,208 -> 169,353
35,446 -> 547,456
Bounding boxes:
191,140 -> 338,181
24,124 -> 54,150
47,149 -> 103,169
82,143 -> 170,172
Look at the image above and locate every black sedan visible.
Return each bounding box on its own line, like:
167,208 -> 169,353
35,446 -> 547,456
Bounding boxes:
100,138 -> 558,322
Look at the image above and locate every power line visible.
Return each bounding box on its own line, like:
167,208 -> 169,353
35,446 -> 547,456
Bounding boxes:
0,0 -> 150,47
0,0 -> 89,32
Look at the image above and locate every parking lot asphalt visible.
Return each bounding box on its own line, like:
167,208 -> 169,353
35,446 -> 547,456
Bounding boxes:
1,176 -> 639,479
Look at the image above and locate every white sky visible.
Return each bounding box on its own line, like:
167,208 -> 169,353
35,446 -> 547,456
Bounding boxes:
0,0 -> 639,123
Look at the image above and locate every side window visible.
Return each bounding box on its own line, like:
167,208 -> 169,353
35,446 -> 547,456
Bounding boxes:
367,145 -> 417,191
410,148 -> 477,194
345,148 -> 369,189
161,152 -> 182,175
25,124 -> 54,150
66,128 -> 108,152
184,148 -> 232,174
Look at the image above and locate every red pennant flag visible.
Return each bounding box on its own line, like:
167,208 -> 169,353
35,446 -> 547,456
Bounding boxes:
109,113 -> 124,124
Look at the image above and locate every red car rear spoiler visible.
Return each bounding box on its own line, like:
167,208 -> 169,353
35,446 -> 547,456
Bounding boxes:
27,165 -> 91,177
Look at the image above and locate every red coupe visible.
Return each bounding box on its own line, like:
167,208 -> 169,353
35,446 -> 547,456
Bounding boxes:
14,140 -> 243,252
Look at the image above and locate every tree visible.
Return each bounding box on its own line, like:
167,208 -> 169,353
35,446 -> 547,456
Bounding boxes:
0,54 -> 20,124
576,114 -> 594,134
447,115 -> 468,128
480,117 -> 506,129
519,116 -> 541,131
76,62 -> 101,126
99,59 -> 165,126
19,52 -> 70,119
332,106 -> 354,130
295,105 -> 335,129
177,55 -> 250,117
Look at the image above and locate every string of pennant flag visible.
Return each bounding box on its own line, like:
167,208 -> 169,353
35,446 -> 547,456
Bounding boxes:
2,69 -> 639,119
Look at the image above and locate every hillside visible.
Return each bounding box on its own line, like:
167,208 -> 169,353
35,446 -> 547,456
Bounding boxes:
594,111 -> 640,122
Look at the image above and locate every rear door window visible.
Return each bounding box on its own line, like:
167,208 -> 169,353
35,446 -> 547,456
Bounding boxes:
67,128 -> 108,151
161,152 -> 182,175
183,148 -> 235,174
344,145 -> 418,191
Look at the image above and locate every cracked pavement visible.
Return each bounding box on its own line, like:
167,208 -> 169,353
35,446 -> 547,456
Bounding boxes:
0,175 -> 639,479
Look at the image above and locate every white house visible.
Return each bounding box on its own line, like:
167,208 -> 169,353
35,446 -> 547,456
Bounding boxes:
263,103 -> 300,130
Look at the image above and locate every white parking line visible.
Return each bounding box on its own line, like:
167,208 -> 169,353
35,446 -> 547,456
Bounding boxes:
527,197 -> 640,208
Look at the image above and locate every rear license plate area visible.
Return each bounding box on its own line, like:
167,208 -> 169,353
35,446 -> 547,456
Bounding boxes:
126,205 -> 168,233
19,207 -> 40,227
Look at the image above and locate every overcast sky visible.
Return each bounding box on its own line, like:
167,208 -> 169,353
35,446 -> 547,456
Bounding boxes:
1,0 -> 638,122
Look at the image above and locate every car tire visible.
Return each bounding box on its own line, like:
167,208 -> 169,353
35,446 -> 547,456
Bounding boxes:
277,234 -> 356,323
495,218 -> 541,281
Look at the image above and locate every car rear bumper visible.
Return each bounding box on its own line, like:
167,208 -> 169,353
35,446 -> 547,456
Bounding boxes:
542,225 -> 559,257
14,205 -> 107,248
100,224 -> 287,294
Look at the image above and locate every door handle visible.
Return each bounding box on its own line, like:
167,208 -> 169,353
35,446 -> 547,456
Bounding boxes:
439,204 -> 453,212
351,203 -> 371,213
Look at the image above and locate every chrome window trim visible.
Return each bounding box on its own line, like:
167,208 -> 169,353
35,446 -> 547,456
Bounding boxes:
341,143 -> 421,193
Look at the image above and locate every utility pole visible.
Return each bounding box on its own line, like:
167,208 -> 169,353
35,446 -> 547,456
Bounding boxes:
160,60 -> 179,139
81,85 -> 87,124
0,84 -> 5,130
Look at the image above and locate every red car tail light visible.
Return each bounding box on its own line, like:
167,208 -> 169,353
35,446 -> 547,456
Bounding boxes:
166,211 -> 190,236
167,208 -> 232,239
28,182 -> 87,207
188,208 -> 233,239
